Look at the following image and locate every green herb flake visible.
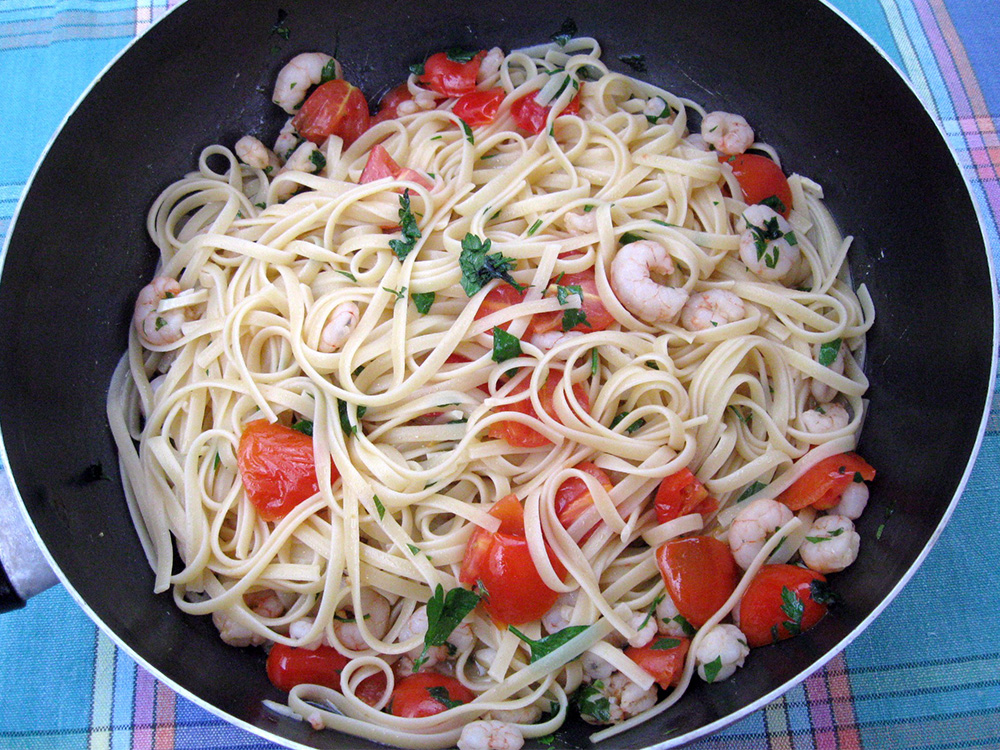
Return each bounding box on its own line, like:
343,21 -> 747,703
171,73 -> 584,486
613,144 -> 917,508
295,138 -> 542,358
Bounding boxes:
309,149 -> 327,171
319,58 -> 339,83
413,584 -> 482,670
389,189 -> 422,261
737,481 -> 768,503
426,685 -> 464,709
583,204 -> 595,212
537,735 -> 556,746
445,47 -> 478,63
556,284 -> 583,307
619,231 -> 645,245
618,54 -> 647,73
640,594 -> 664,630
670,614 -> 697,637
576,683 -> 611,723
291,419 -> 314,436
460,118 -> 475,144
406,543 -> 421,556
590,347 -> 600,376
409,61 -> 425,76
818,339 -> 842,367
729,405 -> 749,424
810,579 -> 841,606
458,233 -> 526,296
492,326 -> 523,364
334,269 -> 357,282
562,307 -> 590,332
805,527 -> 845,544
652,637 -> 682,651
412,291 -> 435,314
760,195 -> 787,214
154,317 -> 167,331
213,452 -> 221,470
383,285 -> 407,301
373,495 -> 386,520
779,586 -> 805,637
550,17 -> 578,46
337,399 -> 367,435
509,625 -> 590,664
269,8 -> 290,40
528,219 -> 543,236
702,655 -> 724,682
254,201 -> 267,209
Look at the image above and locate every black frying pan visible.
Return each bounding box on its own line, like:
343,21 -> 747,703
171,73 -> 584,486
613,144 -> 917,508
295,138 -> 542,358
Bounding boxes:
0,0 -> 995,748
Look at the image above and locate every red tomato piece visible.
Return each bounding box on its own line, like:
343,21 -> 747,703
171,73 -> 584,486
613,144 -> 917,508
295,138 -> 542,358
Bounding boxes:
237,420 -> 339,521
654,468 -> 719,524
487,370 -> 590,448
625,637 -> 691,690
459,495 -> 566,625
419,51 -> 486,96
511,89 -> 581,135
475,283 -> 529,332
554,461 -> 614,533
292,79 -> 370,146
372,83 -> 414,123
395,167 -> 435,191
720,153 -> 794,218
454,87 -> 505,126
360,145 -> 402,183
390,673 -> 476,718
656,536 -> 739,629
738,564 -> 829,647
777,453 -> 876,511
266,644 -> 348,692
532,270 -> 615,335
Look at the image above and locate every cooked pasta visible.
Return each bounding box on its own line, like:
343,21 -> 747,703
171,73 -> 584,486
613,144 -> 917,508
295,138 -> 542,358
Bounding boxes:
107,37 -> 874,749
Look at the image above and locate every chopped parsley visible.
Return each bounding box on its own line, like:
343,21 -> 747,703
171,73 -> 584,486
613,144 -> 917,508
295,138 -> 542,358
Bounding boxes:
154,316 -> 167,331
556,284 -> 583,306
666,613 -> 696,637
528,219 -> 543,236
748,215 -> 786,269
412,291 -> 435,314
651,637 -> 682,651
805,527 -> 846,544
413,584 -> 482,671
337,399 -> 367,435
778,586 -> 805,639
269,8 -> 290,40
619,231 -> 645,245
458,233 -> 525,296
509,625 -> 590,663
409,61 -> 425,76
383,285 -> 407,301
562,307 -> 590,331
319,58 -> 339,83
389,189 -> 422,261
373,495 -> 386,520
818,338 -> 842,367
550,17 -> 578,46
309,149 -> 326,171
406,543 -> 421,556
729,405 -> 750,424
334,269 -> 357,282
618,54 -> 647,73
427,685 -> 464,709
702,655 -> 724,683
760,195 -> 787,214
610,411 -> 645,433
460,118 -> 475,144
492,326 -> 522,363
445,48 -> 478,63
737,481 -> 768,503
590,347 -> 600,376
640,594 -> 664,629
213,452 -> 221,471
291,419 -> 313,436
583,204 -> 595,212
576,682 -> 611,723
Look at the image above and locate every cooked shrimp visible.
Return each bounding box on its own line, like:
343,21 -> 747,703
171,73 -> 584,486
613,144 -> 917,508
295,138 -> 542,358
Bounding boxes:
395,605 -> 474,673
530,330 -> 583,352
245,589 -> 285,618
288,617 -> 325,649
810,341 -> 845,403
458,720 -> 524,750
212,609 -> 266,648
581,650 -> 615,682
487,704 -> 543,725
656,594 -> 694,638
644,96 -> 669,122
542,591 -> 578,634
799,514 -> 860,573
626,608 -> 657,649
274,117 -> 300,161
133,276 -> 187,348
701,111 -> 754,155
235,136 -> 281,172
282,141 -> 324,175
333,588 -> 391,651
680,289 -> 745,331
477,47 -> 505,84
273,52 -> 339,114
739,204 -> 801,282
564,209 -> 597,234
694,624 -> 749,682
610,240 -> 689,324
801,402 -> 849,434
728,498 -> 793,569
579,672 -> 658,725
827,481 -> 869,520
396,88 -> 440,116
319,302 -> 360,353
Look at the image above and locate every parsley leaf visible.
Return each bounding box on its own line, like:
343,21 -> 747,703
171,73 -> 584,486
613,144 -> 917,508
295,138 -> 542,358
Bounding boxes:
576,682 -> 611,723
309,149 -> 327,171
413,584 -> 481,671
320,58 -> 339,83
528,218 -> 543,236
406,543 -> 421,555
619,231 -> 645,245
805,527 -> 845,543
610,411 -> 644,433
492,326 -> 522,363
537,735 -> 556,746
389,189 -> 422,261
550,17 -> 578,46
458,233 -> 525,296
809,579 -> 841,606
334,269 -> 357,282
737,481 -> 768,503
818,339 -> 842,367
383,285 -> 407,301
779,586 -> 805,637
154,316 -> 167,331
590,347 -> 600,376
337,400 -> 367,435
618,53 -> 646,73
270,9 -> 290,40
460,118 -> 475,144
556,284 -> 583,306
562,307 -> 590,332
409,61 -> 425,76
651,637 -> 682,651
667,613 -> 696,637
509,625 -> 590,663
427,685 -> 464,709
702,655 -> 724,682
446,48 -> 478,63
291,419 -> 313,436
760,195 -> 787,214
412,291 -> 435,314
640,594 -> 664,629
373,495 -> 386,520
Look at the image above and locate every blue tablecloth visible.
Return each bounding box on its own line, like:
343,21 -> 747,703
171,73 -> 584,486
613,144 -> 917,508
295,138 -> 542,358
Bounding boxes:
2,1 -> 999,748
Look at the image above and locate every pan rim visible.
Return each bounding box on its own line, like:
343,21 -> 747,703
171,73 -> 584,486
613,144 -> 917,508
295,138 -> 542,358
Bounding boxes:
0,0 -> 996,747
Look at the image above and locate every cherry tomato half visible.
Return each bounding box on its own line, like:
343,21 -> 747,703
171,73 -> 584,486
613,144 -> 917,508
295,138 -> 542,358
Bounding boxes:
390,673 -> 476,718
654,468 -> 719,524
459,494 -> 566,625
292,79 -> 370,146
487,370 -> 590,448
738,564 -> 829,647
419,51 -> 486,97
720,153 -> 794,218
777,452 -> 875,511
360,144 -> 402,183
530,270 -> 615,336
454,87 -> 505,126
511,89 -> 581,135
625,636 -> 691,689
656,536 -> 739,629
237,420 -> 339,521
554,461 -> 614,535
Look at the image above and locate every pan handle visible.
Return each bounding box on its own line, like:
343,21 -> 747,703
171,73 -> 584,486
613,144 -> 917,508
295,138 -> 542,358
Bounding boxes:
0,466 -> 58,613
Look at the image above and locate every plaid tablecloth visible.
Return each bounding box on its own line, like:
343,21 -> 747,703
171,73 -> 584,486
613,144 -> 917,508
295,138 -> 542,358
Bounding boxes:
1,0 -> 999,748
